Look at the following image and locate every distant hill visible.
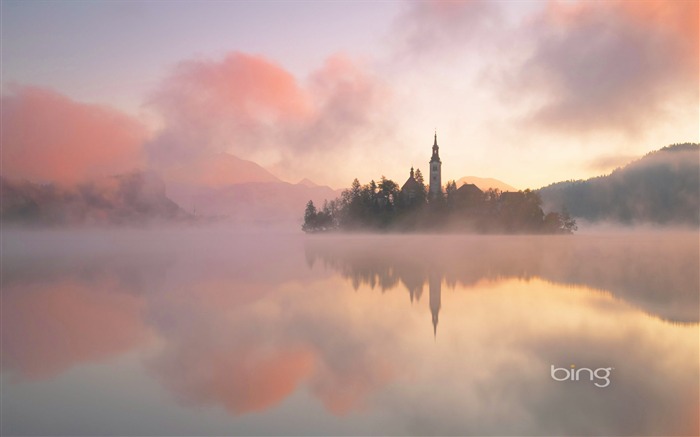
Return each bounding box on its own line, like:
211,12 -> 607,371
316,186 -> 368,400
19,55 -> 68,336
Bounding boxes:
297,178 -> 318,187
167,181 -> 339,226
455,176 -> 517,192
1,171 -> 192,226
162,152 -> 280,189
159,152 -> 341,226
539,143 -> 699,225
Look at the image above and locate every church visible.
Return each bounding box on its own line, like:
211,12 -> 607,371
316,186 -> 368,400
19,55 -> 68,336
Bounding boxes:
429,131 -> 442,196
400,132 -> 482,202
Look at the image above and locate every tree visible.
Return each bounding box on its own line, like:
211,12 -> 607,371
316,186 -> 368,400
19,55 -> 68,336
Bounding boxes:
485,188 -> 501,202
414,168 -> 425,185
301,174 -> 576,234
411,168 -> 428,205
349,178 -> 361,200
379,176 -> 400,204
560,207 -> 578,233
368,180 -> 377,198
302,200 -> 317,232
543,209 -> 577,234
543,212 -> 562,233
445,180 -> 458,207
314,200 -> 334,231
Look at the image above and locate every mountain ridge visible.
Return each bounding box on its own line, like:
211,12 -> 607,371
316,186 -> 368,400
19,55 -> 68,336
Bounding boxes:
455,176 -> 517,192
1,171 -> 192,226
162,152 -> 280,188
538,143 -> 699,225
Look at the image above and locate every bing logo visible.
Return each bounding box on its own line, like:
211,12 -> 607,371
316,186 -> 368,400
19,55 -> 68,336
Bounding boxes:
551,364 -> 613,388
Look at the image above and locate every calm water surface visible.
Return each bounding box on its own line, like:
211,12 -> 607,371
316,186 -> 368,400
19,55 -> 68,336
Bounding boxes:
1,229 -> 698,436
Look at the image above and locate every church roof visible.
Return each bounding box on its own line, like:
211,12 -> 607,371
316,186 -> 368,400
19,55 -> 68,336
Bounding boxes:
401,167 -> 422,192
457,183 -> 483,195
402,175 -> 421,192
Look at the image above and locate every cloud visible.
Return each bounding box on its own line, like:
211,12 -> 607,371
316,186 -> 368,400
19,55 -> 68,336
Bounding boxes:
5,3 -> 694,191
149,278 -> 398,416
305,54 -> 390,150
1,86 -> 148,185
2,53 -> 390,188
268,54 -> 393,182
392,0 -> 503,59
514,0 -> 699,133
1,279 -> 147,380
388,0 -> 697,140
146,52 -> 312,168
586,153 -> 639,173
147,51 -> 391,185
155,335 -> 315,414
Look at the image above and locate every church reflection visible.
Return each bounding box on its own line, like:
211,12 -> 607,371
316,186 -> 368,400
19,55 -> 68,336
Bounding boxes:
3,231 -> 698,435
304,233 -> 700,332
429,273 -> 440,337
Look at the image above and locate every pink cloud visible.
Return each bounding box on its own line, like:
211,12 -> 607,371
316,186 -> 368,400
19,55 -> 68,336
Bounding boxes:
158,52 -> 312,124
1,86 -> 148,185
146,52 -> 313,168
156,339 -> 315,414
2,52 -> 391,189
147,51 -> 391,185
1,280 -> 147,380
148,272 -> 398,416
306,54 -> 389,146
517,0 -> 699,133
391,0 -> 697,136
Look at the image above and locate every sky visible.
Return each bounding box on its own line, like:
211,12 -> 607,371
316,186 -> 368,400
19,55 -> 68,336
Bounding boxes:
2,0 -> 698,190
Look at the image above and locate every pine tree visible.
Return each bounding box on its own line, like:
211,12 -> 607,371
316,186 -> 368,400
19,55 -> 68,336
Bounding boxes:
302,200 -> 317,232
415,168 -> 425,185
445,180 -> 458,208
350,178 -> 361,199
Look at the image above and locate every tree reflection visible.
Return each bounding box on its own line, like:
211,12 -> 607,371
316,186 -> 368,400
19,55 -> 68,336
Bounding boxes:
2,230 -> 697,436
304,233 -> 699,325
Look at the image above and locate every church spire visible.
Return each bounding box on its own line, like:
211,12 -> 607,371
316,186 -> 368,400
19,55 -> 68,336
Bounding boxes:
429,131 -> 442,197
430,131 -> 440,162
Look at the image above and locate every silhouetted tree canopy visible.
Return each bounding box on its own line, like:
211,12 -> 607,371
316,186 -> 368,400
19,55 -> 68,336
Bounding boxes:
302,175 -> 577,234
539,143 -> 699,225
414,168 -> 425,186
0,172 -> 192,226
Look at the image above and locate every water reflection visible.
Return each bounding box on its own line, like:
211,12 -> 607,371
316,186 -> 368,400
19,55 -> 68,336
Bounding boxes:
429,273 -> 440,337
304,233 -> 699,325
1,230 -> 698,436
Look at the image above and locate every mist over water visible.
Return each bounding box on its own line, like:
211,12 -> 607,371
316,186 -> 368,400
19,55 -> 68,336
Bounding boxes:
1,228 -> 698,436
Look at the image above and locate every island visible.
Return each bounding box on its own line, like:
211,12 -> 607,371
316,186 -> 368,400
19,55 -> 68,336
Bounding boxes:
302,133 -> 577,234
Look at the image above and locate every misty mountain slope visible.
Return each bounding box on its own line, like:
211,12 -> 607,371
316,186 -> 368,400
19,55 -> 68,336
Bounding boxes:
174,181 -> 340,225
1,171 -> 192,226
455,176 -> 517,192
162,152 -> 280,188
297,178 -> 319,187
539,143 -> 699,225
156,151 -> 342,225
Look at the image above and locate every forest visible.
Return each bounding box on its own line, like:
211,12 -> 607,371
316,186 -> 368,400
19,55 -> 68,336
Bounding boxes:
539,143 -> 699,225
302,173 -> 576,234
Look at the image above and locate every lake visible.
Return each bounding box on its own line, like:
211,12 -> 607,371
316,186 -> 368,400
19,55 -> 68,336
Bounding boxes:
1,229 -> 698,436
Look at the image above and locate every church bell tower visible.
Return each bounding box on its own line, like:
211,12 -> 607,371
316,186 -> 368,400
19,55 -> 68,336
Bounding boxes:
429,132 -> 442,197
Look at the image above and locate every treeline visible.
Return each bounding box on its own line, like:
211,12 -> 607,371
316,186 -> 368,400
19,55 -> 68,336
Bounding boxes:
303,176 -> 576,234
1,172 -> 192,226
538,143 -> 699,225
